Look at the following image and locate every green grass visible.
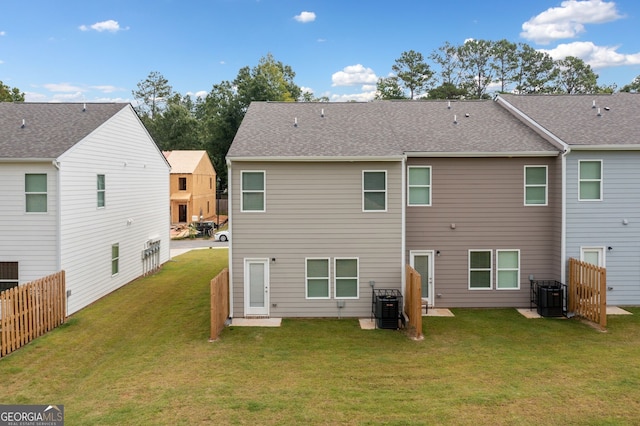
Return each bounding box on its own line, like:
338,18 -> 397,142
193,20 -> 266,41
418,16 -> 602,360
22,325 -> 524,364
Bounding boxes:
1,249 -> 640,425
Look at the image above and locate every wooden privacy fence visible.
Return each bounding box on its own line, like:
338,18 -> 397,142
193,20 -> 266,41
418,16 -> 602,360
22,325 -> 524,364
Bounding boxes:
405,265 -> 423,340
569,258 -> 606,328
210,268 -> 229,341
1,271 -> 66,357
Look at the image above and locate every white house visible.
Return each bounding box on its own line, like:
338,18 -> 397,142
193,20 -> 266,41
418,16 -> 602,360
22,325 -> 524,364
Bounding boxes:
0,103 -> 171,314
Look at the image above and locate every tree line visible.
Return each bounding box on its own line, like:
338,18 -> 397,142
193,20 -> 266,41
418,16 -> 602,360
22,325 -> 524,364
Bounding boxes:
2,40 -> 640,189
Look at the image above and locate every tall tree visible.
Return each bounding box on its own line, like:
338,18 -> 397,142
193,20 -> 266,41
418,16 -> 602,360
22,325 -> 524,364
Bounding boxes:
457,39 -> 495,99
513,44 -> 556,94
620,75 -> 640,92
374,76 -> 406,100
429,41 -> 462,86
491,39 -> 518,93
132,71 -> 173,118
553,56 -> 599,94
0,81 -> 25,102
234,53 -> 301,109
427,82 -> 467,99
391,50 -> 434,99
149,94 -> 201,151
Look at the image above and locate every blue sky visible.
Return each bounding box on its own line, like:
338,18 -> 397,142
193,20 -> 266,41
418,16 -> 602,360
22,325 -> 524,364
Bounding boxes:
1,0 -> 639,103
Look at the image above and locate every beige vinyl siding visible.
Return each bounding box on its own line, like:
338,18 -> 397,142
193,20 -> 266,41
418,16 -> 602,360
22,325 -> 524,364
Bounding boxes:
231,160 -> 403,318
406,156 -> 562,308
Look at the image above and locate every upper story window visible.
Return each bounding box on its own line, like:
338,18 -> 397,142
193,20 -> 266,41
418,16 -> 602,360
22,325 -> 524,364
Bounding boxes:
178,177 -> 187,191
25,173 -> 47,213
242,171 -> 265,212
408,166 -> 432,206
524,166 -> 547,206
579,160 -> 602,201
363,171 -> 386,211
97,174 -> 106,208
0,261 -> 19,292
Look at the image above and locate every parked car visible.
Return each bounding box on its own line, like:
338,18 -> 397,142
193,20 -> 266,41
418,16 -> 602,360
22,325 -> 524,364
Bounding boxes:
214,230 -> 229,242
194,221 -> 217,236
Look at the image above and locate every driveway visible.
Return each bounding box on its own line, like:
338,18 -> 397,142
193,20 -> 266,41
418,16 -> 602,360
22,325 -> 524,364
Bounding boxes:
170,237 -> 228,257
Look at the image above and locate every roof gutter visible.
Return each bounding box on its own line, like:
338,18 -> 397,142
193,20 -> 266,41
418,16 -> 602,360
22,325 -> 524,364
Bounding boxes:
0,158 -> 57,163
405,151 -> 560,158
569,145 -> 640,151
226,155 -> 405,163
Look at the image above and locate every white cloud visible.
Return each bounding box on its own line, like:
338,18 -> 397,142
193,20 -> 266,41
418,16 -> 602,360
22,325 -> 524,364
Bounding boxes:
79,20 -> 127,33
186,90 -> 208,99
0,31 -> 5,36
331,64 -> 378,87
294,11 -> 316,23
43,83 -> 85,92
330,89 -> 376,102
540,41 -> 640,68
91,85 -> 122,93
300,86 -> 314,94
24,91 -> 48,102
521,0 -> 622,44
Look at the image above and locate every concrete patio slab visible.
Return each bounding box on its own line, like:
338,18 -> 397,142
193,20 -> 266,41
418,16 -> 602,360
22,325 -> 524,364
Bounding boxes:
424,308 -> 454,317
231,318 -> 282,327
517,308 -> 542,319
607,306 -> 633,315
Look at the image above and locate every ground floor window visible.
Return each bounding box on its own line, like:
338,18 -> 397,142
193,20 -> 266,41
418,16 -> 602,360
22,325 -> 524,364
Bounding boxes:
335,258 -> 359,299
306,258 -> 330,299
0,261 -> 18,292
112,243 -> 119,276
496,250 -> 520,289
469,250 -> 492,289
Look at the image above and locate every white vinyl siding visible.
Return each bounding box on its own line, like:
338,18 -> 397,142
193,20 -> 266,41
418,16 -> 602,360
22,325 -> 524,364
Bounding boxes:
97,174 -> 105,208
469,250 -> 492,290
25,173 -> 47,213
579,160 -> 602,201
335,258 -> 359,299
363,170 -> 386,211
408,166 -> 431,206
306,258 -> 330,299
242,171 -> 265,212
496,250 -> 520,290
524,166 -> 547,206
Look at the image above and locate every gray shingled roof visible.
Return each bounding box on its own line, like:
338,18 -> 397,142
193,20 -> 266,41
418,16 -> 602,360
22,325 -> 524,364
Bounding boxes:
227,100 -> 560,159
0,103 -> 129,159
499,93 -> 640,146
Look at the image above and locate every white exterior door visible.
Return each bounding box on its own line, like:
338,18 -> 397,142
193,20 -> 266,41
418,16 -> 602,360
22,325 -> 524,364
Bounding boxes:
410,251 -> 434,307
245,259 -> 269,316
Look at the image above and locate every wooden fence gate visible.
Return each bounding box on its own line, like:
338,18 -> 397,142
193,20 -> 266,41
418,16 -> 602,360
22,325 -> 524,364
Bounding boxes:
210,268 -> 229,341
405,265 -> 423,340
1,271 -> 66,357
569,258 -> 606,328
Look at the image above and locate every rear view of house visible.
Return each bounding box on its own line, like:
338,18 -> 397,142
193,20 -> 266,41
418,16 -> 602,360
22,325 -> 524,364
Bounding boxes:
0,103 -> 170,314
226,100 -> 564,319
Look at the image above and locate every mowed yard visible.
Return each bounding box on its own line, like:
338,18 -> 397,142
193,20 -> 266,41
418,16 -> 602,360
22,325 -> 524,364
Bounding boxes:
1,249 -> 640,425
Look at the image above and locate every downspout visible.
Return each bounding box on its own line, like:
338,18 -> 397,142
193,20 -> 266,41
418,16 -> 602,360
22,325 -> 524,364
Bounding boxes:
52,160 -> 62,273
401,155 -> 407,309
561,146 -> 570,285
226,159 -> 233,320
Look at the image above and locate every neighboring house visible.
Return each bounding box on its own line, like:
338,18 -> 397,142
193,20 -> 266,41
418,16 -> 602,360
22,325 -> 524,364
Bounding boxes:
0,103 -> 171,315
226,100 -> 564,318
163,150 -> 217,224
498,93 -> 640,306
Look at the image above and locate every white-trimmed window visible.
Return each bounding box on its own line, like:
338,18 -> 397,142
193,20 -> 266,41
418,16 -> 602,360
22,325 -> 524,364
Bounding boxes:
408,166 -> 431,206
0,262 -> 19,292
111,243 -> 119,276
241,171 -> 265,212
363,171 -> 386,211
524,166 -> 547,206
496,250 -> 520,290
579,160 -> 602,201
581,246 -> 605,267
97,174 -> 106,208
335,258 -> 359,299
469,250 -> 492,290
306,258 -> 330,299
25,173 -> 47,213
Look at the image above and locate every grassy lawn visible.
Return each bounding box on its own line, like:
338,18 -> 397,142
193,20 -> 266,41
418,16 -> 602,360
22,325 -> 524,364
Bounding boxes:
1,249 -> 640,425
